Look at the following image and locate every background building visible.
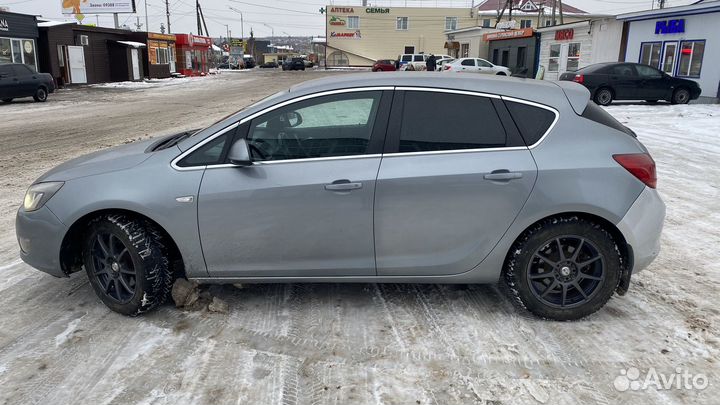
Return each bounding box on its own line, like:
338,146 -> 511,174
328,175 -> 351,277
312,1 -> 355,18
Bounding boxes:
618,0 -> 720,101
474,0 -> 601,29
0,11 -> 39,71
325,5 -> 477,67
128,32 -> 177,78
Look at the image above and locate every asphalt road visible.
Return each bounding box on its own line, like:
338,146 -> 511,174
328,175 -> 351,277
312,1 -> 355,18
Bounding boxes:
0,70 -> 717,405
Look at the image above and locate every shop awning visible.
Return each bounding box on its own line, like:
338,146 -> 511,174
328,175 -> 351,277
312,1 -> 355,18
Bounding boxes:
115,41 -> 147,48
444,41 -> 460,49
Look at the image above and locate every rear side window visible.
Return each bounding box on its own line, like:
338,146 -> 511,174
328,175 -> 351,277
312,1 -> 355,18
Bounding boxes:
398,91 -> 506,152
504,101 -> 556,145
581,103 -> 636,137
401,55 -> 412,62
461,59 -> 475,66
413,55 -> 424,62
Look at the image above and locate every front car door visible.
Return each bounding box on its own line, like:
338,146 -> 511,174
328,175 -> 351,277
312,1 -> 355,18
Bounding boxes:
634,64 -> 669,100
608,64 -> 638,100
11,64 -> 36,96
194,89 -> 392,278
476,58 -> 493,74
374,89 -> 538,276
0,64 -> 19,99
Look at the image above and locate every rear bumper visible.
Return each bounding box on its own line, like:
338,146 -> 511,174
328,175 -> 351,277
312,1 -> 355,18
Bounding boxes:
16,206 -> 68,277
617,187 -> 666,273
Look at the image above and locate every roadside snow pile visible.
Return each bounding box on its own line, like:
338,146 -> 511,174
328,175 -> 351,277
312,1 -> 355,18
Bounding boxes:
90,75 -> 216,89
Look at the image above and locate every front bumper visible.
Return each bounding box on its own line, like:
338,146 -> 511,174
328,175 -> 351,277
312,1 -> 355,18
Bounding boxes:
617,187 -> 666,273
16,205 -> 68,277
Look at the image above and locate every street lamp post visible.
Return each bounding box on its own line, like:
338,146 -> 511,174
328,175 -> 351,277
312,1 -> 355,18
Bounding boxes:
227,6 -> 244,40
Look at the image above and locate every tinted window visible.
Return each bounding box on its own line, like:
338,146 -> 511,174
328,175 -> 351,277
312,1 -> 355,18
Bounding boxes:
12,64 -> 33,75
477,59 -> 492,68
461,59 -> 475,66
0,65 -> 14,76
505,101 -> 556,145
248,91 -> 382,161
401,55 -> 412,62
635,64 -> 663,78
413,55 -> 424,62
398,91 -> 506,152
177,132 -> 230,167
611,64 -> 636,76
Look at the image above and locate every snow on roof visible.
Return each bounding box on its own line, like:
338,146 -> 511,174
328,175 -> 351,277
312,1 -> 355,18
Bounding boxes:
115,41 -> 146,48
475,0 -> 587,14
38,20 -> 75,27
211,44 -> 222,51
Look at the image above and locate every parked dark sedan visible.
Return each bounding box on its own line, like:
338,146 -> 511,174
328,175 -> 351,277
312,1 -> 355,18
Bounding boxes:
0,63 -> 55,103
259,61 -> 279,68
559,62 -> 701,106
243,56 -> 256,69
282,57 -> 306,71
372,59 -> 397,72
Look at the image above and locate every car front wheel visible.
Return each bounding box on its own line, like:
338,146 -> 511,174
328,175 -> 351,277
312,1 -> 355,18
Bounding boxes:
83,214 -> 172,315
33,87 -> 48,102
671,88 -> 690,104
594,88 -> 613,106
504,216 -> 621,320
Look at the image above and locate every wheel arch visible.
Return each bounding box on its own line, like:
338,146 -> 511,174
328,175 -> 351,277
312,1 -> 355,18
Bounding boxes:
59,208 -> 186,279
503,211 -> 631,290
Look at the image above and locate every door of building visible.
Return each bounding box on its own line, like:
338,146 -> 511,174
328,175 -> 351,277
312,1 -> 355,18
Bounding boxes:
169,47 -> 176,72
130,49 -> 140,80
661,41 -> 678,75
67,46 -> 87,84
558,43 -> 569,74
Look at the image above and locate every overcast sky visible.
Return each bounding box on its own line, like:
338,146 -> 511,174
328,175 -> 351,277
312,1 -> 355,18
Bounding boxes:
1,0 -> 698,37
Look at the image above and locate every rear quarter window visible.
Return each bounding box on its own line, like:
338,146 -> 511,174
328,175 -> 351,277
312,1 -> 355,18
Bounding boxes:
581,102 -> 636,137
504,101 -> 557,145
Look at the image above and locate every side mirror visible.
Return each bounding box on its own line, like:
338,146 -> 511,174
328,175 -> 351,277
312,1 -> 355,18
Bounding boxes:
228,138 -> 253,167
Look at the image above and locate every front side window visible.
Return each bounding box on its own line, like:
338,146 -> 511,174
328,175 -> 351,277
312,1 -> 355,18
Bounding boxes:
247,91 -> 382,161
398,91 -> 506,152
477,59 -> 493,68
445,17 -> 458,31
396,17 -> 408,30
612,64 -> 636,76
566,42 -> 581,72
635,64 -> 663,79
401,54 -> 412,62
640,42 -> 662,68
461,58 -> 475,66
413,55 -> 424,62
677,40 -> 704,77
548,44 -> 560,72
177,132 -> 230,167
347,16 -> 359,29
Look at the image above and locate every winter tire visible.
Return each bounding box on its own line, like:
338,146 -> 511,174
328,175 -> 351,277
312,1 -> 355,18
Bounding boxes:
671,88 -> 690,105
594,88 -> 613,106
33,87 -> 47,102
504,216 -> 621,321
83,214 -> 172,316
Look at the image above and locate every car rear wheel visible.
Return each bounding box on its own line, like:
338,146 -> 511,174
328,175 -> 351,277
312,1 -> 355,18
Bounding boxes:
83,214 -> 172,316
594,88 -> 613,106
504,216 -> 621,320
671,88 -> 690,104
496,72 -> 507,76
33,87 -> 47,102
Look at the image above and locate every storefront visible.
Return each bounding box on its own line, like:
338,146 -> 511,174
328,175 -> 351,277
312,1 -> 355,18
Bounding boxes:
484,28 -> 538,78
618,1 -> 720,101
129,32 -> 176,78
174,34 -> 212,76
444,26 -> 495,60
537,18 -> 625,80
38,23 -> 144,86
0,11 -> 39,71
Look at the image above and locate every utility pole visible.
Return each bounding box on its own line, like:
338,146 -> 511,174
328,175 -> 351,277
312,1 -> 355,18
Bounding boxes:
165,0 -> 171,33
658,0 -> 666,9
228,6 -> 244,40
144,0 -> 149,33
113,13 -> 119,28
551,0 -> 556,26
558,0 -> 564,24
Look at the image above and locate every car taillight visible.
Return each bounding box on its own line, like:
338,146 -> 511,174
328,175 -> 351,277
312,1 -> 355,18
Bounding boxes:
613,153 -> 657,188
573,74 -> 584,84
444,65 -> 451,70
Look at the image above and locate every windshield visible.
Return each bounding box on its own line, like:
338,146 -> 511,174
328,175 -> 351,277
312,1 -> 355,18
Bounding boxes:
190,89 -> 288,137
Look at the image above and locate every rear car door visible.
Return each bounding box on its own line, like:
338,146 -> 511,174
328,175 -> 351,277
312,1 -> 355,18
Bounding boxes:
608,64 -> 639,100
459,58 -> 475,72
0,65 -> 19,99
374,89 -> 538,276
11,64 -> 36,96
193,89 -> 392,278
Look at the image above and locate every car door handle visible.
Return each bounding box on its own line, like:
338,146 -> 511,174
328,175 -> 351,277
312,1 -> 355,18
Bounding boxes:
484,170 -> 523,181
324,179 -> 362,191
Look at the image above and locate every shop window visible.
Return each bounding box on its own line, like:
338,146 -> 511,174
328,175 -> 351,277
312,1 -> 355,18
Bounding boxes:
0,38 -> 11,64
482,19 -> 491,28
396,17 -> 409,30
11,40 -> 22,64
155,47 -> 169,64
328,51 -> 349,67
517,46 -> 527,68
566,42 -> 581,72
677,40 -> 704,78
639,42 -> 662,68
548,44 -> 560,72
445,17 -> 458,31
348,16 -> 359,29
520,19 -> 532,28
460,43 -> 469,58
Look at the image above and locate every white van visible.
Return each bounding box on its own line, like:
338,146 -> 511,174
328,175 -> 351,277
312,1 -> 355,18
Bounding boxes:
398,54 -> 427,70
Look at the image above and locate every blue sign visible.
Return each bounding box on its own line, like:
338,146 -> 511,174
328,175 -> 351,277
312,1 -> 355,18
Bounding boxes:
655,19 -> 685,34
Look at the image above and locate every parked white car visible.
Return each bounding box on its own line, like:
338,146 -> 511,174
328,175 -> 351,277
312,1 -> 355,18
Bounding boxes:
435,57 -> 455,71
442,58 -> 511,76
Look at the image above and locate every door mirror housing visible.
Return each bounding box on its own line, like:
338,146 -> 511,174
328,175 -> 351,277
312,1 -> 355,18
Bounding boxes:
228,138 -> 253,167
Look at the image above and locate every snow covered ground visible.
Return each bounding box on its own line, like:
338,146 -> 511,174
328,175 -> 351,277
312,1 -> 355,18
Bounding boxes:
0,72 -> 718,404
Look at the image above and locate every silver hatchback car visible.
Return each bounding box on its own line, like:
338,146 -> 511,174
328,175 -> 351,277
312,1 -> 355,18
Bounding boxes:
16,73 -> 665,320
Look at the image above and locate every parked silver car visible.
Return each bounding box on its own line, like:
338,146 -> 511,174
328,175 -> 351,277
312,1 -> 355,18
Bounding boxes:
443,57 -> 512,75
16,73 -> 665,320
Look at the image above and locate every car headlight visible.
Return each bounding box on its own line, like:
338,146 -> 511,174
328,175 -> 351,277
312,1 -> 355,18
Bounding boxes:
23,182 -> 64,212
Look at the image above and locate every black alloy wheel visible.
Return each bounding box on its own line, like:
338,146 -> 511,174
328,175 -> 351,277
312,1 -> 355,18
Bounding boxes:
88,232 -> 137,304
526,236 -> 605,309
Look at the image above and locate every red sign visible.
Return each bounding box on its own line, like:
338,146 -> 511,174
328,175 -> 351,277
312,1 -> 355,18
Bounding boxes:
483,28 -> 534,41
555,29 -> 574,40
330,7 -> 354,13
